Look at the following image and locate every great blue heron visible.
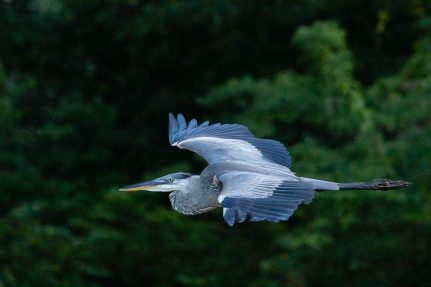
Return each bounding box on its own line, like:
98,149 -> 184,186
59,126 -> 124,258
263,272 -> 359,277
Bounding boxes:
120,113 -> 409,226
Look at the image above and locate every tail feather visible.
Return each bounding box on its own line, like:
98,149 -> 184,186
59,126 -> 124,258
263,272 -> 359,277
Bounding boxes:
299,177 -> 339,191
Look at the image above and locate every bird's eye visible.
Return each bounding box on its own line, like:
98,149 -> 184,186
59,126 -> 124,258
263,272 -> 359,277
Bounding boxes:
168,178 -> 174,183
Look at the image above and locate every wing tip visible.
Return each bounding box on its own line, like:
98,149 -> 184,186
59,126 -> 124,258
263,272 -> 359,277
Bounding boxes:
223,208 -> 236,227
168,112 -> 179,144
177,113 -> 185,122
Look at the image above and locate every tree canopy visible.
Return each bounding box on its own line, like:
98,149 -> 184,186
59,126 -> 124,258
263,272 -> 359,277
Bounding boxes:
1,1 -> 430,286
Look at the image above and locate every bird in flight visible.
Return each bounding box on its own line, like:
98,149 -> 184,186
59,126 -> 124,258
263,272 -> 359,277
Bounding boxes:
120,113 -> 409,226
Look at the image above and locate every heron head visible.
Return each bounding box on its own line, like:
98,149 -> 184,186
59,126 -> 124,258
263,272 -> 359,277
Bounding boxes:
119,172 -> 194,192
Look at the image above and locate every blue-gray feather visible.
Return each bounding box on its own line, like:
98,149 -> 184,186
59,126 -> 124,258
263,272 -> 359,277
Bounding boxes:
187,119 -> 198,130
168,113 -> 179,143
177,114 -> 187,131
218,175 -> 314,226
168,113 -> 291,167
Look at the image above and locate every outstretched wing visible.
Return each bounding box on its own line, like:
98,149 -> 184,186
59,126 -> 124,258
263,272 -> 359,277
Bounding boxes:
168,113 -> 291,167
218,172 -> 314,226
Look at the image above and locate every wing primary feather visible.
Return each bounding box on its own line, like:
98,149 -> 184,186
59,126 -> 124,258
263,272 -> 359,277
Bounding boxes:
169,113 -> 179,144
177,114 -> 187,131
198,121 -> 209,128
187,119 -> 198,130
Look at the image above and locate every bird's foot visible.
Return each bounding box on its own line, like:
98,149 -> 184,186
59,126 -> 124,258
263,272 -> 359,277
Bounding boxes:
372,179 -> 411,190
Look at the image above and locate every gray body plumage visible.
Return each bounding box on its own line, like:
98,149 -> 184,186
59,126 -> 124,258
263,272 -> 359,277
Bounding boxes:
120,113 -> 409,226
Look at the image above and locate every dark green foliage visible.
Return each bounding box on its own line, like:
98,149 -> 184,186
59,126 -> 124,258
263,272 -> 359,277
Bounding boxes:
0,1 -> 430,286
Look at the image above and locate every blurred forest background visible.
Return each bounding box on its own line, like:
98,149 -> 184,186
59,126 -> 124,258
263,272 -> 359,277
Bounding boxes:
1,1 -> 431,286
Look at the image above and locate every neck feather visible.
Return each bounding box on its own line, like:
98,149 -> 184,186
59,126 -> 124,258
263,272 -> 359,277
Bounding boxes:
169,175 -> 219,215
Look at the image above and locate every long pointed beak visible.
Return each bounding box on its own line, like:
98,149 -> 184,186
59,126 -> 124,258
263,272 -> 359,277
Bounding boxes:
119,179 -> 167,192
